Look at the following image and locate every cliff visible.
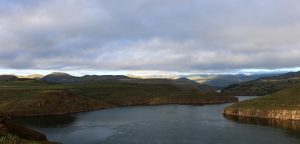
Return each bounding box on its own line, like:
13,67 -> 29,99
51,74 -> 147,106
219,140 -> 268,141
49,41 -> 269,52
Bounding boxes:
224,109 -> 300,120
224,114 -> 300,133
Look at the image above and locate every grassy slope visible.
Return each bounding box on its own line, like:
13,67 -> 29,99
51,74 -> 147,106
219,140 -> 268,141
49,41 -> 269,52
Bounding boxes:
0,81 -> 110,115
225,84 -> 300,111
0,80 -> 236,116
222,73 -> 300,96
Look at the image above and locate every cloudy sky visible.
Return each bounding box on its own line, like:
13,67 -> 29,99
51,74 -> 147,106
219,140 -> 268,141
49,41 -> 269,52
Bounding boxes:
0,0 -> 300,76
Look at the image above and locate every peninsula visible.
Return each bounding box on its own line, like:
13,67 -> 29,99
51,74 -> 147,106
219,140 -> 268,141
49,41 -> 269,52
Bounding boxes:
224,84 -> 300,120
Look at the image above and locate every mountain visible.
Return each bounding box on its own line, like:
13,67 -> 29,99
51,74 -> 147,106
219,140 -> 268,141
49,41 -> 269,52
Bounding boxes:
187,74 -> 278,88
40,73 -> 214,92
41,72 -> 134,83
81,75 -> 133,82
119,77 -> 214,92
203,74 -> 277,88
173,77 -> 213,91
222,71 -> 300,96
17,74 -> 44,79
0,75 -> 18,81
126,73 -> 279,88
41,72 -> 79,83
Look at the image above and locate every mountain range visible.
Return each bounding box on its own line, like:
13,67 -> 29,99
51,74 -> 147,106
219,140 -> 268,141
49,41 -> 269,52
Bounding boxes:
222,71 -> 300,96
187,73 -> 279,88
0,72 -> 281,88
2,71 -> 299,96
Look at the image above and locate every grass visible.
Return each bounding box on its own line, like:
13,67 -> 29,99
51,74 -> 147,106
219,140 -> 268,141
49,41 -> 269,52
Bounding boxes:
0,80 -> 235,116
222,76 -> 300,96
0,133 -> 58,144
0,134 -> 22,144
0,79 -> 236,143
226,84 -> 300,111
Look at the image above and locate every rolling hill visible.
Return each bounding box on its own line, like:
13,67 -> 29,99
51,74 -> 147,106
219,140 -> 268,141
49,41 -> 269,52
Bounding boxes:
0,75 -> 18,81
221,71 -> 300,96
224,83 -> 300,120
187,73 -> 278,88
0,74 -> 236,116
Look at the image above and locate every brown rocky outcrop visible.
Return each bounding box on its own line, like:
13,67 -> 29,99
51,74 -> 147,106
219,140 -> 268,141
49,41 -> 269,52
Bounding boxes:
224,108 -> 300,120
224,114 -> 300,133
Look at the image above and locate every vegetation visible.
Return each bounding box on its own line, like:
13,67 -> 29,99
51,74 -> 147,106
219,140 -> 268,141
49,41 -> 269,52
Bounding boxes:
224,83 -> 300,120
0,134 -> 57,144
222,71 -> 300,96
0,114 -> 59,144
202,74 -> 276,88
0,74 -> 236,143
226,84 -> 300,110
0,79 -> 236,116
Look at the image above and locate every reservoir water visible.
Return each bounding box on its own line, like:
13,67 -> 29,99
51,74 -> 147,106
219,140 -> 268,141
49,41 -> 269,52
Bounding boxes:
17,96 -> 300,144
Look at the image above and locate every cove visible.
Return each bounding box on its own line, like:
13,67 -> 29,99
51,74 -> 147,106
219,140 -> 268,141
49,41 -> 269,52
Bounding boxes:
16,96 -> 300,144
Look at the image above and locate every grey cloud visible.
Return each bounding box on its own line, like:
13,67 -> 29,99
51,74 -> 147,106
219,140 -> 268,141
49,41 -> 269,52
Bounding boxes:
0,0 -> 300,73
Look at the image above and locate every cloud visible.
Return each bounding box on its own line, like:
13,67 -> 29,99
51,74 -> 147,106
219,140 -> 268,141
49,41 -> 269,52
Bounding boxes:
0,0 -> 300,74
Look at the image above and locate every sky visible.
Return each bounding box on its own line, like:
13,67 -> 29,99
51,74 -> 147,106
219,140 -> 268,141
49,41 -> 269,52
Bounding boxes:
0,0 -> 300,76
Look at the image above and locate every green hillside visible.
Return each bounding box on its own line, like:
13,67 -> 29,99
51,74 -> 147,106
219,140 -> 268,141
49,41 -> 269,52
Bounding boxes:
222,71 -> 300,96
0,80 -> 236,116
224,84 -> 300,120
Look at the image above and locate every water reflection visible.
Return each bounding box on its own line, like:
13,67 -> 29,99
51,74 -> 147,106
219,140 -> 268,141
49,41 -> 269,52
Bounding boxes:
15,100 -> 300,144
224,115 -> 300,136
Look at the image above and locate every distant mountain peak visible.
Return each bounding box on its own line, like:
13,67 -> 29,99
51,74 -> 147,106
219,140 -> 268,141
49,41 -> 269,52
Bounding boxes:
176,77 -> 193,82
0,75 -> 18,81
41,72 -> 77,83
48,72 -> 71,76
17,74 -> 44,79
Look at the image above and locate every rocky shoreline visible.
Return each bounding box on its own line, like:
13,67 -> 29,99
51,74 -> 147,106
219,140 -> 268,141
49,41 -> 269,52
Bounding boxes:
224,114 -> 300,133
223,84 -> 300,121
224,108 -> 300,120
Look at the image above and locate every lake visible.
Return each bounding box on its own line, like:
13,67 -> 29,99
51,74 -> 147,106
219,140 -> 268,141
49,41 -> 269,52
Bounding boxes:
16,96 -> 300,144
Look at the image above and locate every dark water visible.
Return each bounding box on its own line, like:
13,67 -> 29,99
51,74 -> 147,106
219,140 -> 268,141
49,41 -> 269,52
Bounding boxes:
16,96 -> 300,144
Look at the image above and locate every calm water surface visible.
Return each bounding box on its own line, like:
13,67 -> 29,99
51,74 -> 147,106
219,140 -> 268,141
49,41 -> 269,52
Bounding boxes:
17,96 -> 300,144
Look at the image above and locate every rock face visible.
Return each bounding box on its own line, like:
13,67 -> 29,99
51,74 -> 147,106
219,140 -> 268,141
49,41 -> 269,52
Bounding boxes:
224,114 -> 300,132
224,109 -> 300,120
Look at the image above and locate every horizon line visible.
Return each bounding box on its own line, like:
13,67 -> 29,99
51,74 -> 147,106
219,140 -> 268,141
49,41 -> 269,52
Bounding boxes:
0,67 -> 300,77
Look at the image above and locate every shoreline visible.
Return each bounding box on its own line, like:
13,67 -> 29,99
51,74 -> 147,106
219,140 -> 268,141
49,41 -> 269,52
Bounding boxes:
12,96 -> 238,117
223,108 -> 300,120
